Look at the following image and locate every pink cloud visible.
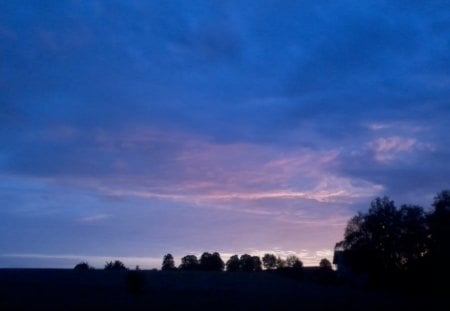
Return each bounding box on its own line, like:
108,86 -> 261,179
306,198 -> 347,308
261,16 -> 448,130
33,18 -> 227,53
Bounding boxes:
43,127 -> 381,221
367,136 -> 434,163
15,126 -> 383,232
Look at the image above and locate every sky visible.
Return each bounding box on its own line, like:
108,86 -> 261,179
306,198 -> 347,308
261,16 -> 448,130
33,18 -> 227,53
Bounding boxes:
1,0 -> 449,268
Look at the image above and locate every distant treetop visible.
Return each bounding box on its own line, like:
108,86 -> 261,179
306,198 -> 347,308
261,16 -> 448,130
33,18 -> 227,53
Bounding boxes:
104,260 -> 127,271
74,262 -> 93,271
319,258 -> 332,270
162,253 -> 176,271
179,255 -> 199,270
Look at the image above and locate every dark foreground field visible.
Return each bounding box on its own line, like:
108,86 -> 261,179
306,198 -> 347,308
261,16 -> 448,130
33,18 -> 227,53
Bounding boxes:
0,269 -> 445,311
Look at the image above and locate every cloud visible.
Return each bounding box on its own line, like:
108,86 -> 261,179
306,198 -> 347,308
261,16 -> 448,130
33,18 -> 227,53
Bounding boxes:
76,133 -> 383,212
366,122 -> 427,134
367,136 -> 434,163
78,214 -> 110,223
99,188 -> 374,206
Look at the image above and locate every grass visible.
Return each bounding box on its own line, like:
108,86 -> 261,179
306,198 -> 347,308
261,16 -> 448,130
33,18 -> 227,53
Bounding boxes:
0,269 -> 444,310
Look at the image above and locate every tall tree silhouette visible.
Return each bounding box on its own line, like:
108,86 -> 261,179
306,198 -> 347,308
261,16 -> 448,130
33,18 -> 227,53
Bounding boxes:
262,254 -> 277,270
162,253 -> 176,271
338,196 -> 431,282
238,254 -> 262,272
226,255 -> 240,272
239,254 -> 254,272
199,252 -> 224,271
252,256 -> 262,271
179,255 -> 199,270
396,205 -> 428,270
341,197 -> 400,275
428,191 -> 450,274
335,190 -> 450,288
276,256 -> 287,269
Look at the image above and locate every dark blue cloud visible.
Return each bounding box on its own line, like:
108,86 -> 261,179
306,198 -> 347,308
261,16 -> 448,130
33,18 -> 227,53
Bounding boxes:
1,0 -> 449,136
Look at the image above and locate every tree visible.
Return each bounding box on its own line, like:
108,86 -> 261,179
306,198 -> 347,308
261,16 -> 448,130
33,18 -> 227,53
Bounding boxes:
262,254 -> 277,270
319,258 -> 332,270
199,252 -> 224,271
276,256 -> 287,269
238,254 -> 262,272
341,197 -> 401,274
226,255 -> 240,272
273,255 -> 304,278
397,205 -> 428,269
105,260 -> 127,271
239,254 -> 254,272
162,253 -> 176,271
74,262 -> 92,271
286,255 -> 302,269
338,196 -> 433,284
317,258 -> 335,284
179,255 -> 199,270
335,190 -> 450,288
252,256 -> 262,271
293,260 -> 303,270
428,191 -> 450,270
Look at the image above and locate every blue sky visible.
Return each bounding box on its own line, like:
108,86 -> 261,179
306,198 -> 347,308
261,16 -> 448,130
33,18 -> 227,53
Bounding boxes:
1,0 -> 449,268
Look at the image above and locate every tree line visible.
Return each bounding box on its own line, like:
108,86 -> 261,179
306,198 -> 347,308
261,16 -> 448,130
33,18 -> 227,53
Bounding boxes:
161,252 -> 331,273
74,253 -> 332,274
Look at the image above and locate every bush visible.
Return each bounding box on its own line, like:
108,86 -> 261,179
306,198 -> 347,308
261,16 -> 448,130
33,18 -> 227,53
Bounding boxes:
74,262 -> 92,271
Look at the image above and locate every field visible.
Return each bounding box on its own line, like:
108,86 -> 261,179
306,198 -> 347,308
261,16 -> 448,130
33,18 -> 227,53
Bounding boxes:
0,269 -> 444,310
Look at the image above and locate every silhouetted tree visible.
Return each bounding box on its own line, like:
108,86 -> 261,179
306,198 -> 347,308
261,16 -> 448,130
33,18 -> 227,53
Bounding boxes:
262,254 -> 277,270
428,190 -> 450,274
342,197 -> 403,275
274,255 -> 304,279
397,205 -> 428,270
226,255 -> 240,272
239,254 -> 254,272
213,252 -> 225,271
179,255 -> 199,270
338,196 -> 435,286
286,255 -> 302,268
74,262 -> 92,271
105,260 -> 127,271
276,256 -> 286,269
319,258 -> 332,270
199,252 -> 224,271
252,256 -> 262,271
162,253 -> 176,271
238,254 -> 262,272
334,190 -> 450,289
316,258 -> 335,284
